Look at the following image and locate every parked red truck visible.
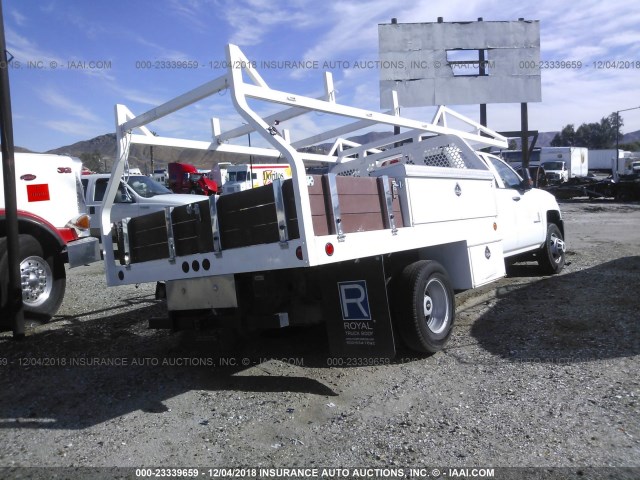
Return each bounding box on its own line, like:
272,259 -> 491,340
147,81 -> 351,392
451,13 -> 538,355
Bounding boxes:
167,162 -> 218,195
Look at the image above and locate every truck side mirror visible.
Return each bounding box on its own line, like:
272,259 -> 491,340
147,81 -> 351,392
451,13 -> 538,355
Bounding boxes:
116,185 -> 134,203
520,178 -> 533,191
519,170 -> 534,191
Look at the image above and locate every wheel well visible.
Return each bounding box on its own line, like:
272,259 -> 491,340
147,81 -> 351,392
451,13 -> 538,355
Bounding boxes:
0,219 -> 65,261
547,210 -> 564,238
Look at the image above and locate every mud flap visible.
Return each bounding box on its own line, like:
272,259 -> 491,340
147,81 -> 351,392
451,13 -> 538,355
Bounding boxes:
320,255 -> 396,359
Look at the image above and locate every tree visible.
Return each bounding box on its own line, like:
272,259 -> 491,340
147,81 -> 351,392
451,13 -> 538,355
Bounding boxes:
604,112 -> 621,148
620,142 -> 640,152
551,124 -> 576,146
552,113 -> 622,149
79,151 -> 105,173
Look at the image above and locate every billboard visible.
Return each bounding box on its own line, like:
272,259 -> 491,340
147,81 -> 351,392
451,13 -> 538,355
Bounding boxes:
378,20 -> 541,108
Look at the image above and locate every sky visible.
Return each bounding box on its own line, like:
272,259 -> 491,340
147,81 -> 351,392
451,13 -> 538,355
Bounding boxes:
4,0 -> 640,153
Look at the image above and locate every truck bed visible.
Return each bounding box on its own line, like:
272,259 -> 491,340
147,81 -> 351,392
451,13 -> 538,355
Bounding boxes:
109,161 -> 503,293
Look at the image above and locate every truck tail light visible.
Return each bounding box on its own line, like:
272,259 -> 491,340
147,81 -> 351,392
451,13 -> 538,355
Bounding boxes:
325,242 -> 334,256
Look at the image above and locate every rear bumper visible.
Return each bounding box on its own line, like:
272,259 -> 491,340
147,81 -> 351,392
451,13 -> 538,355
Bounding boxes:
67,236 -> 101,268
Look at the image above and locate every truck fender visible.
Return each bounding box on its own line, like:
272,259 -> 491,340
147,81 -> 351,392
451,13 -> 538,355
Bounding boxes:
0,209 -> 67,255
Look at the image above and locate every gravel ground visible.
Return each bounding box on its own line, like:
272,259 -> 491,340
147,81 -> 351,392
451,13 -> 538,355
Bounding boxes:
0,199 -> 639,479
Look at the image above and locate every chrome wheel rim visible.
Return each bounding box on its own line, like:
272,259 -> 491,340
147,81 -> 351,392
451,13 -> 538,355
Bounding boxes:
423,277 -> 449,334
549,233 -> 565,264
20,256 -> 53,307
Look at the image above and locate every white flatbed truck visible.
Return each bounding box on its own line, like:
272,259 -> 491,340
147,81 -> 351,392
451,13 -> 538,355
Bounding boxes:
100,44 -> 566,358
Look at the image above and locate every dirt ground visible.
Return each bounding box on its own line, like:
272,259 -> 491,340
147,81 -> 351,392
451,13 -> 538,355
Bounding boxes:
0,199 -> 639,480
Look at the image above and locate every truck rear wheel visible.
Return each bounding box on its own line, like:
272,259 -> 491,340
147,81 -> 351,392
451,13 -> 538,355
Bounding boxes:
0,235 -> 66,320
393,260 -> 455,353
537,224 -> 566,275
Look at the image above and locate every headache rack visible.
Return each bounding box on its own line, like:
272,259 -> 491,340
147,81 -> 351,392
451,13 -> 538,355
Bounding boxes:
101,44 -> 507,287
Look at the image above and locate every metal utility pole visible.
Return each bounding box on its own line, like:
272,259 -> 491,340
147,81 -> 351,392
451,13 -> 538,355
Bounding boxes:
149,131 -> 158,176
248,132 -> 253,188
521,103 -> 529,167
0,0 -> 25,338
478,18 -> 487,129
391,18 -> 401,138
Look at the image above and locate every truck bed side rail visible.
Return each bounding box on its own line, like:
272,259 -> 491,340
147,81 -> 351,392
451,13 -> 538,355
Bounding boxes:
117,174 -> 404,265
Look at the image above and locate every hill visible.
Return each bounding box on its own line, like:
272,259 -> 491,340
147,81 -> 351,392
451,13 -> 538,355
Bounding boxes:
621,130 -> 640,144
45,133 -> 235,173
14,146 -> 34,153
0,146 -> 34,153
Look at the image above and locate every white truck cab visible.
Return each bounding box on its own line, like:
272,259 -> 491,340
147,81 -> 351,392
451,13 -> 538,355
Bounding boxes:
478,152 -> 565,272
541,160 -> 569,184
1,153 -> 101,320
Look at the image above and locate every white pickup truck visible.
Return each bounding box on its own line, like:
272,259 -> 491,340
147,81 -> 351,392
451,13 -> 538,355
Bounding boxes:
82,173 -> 206,238
97,44 -> 565,358
1,153 -> 101,320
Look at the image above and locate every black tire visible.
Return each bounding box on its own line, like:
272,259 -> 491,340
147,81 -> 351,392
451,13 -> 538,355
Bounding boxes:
537,223 -> 566,275
0,235 -> 66,320
393,260 -> 455,353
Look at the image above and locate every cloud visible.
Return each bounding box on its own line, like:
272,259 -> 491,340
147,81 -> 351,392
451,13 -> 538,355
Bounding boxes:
5,27 -> 65,65
64,12 -> 107,40
600,31 -> 640,49
221,0 -> 317,46
39,88 -> 101,123
167,0 -> 319,45
39,1 -> 56,14
6,25 -> 115,83
36,87 -> 111,148
535,0 -> 640,62
300,1 -> 391,62
166,0 -> 214,32
103,83 -> 166,109
299,0 -> 486,63
10,9 -> 27,26
43,120 -> 105,138
134,36 -> 190,61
